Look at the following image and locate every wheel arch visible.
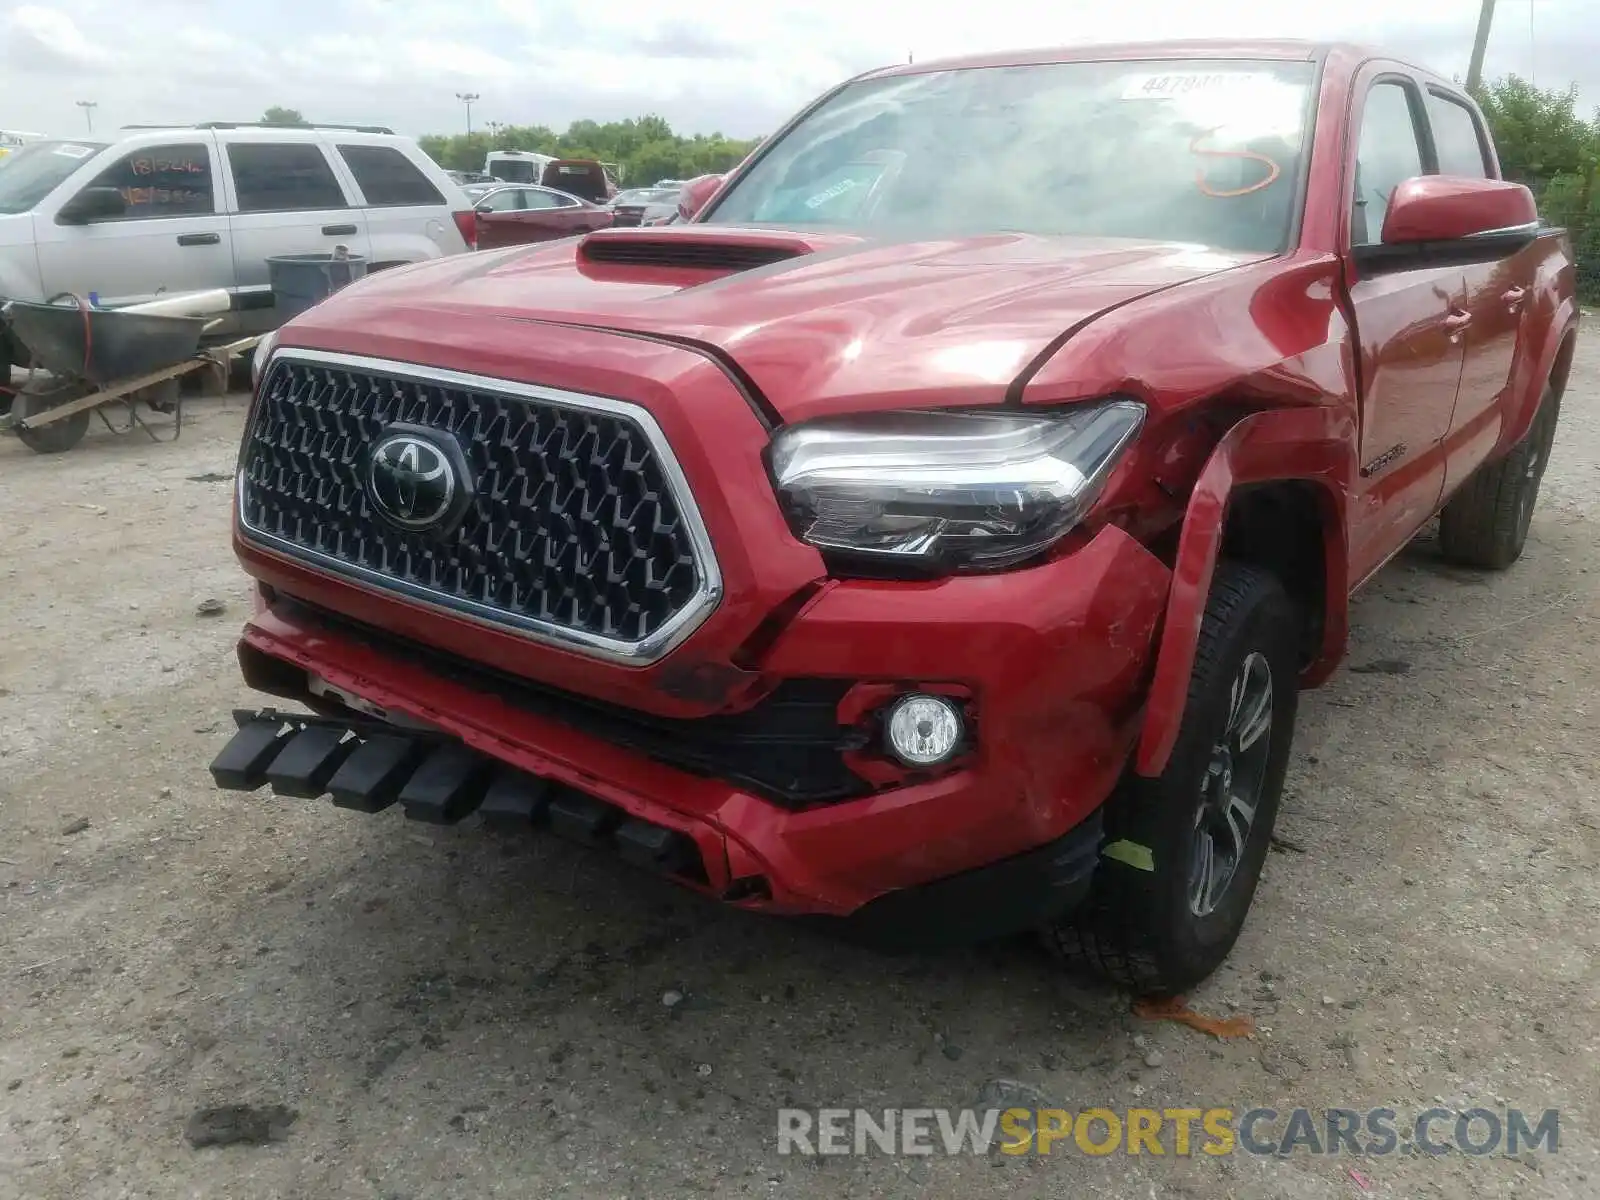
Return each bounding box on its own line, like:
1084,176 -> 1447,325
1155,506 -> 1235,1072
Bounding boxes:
1501,307 -> 1579,454
1133,406 -> 1356,778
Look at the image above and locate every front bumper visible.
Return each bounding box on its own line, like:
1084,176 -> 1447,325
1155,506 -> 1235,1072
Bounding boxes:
211,705 -> 1106,949
220,522 -> 1170,938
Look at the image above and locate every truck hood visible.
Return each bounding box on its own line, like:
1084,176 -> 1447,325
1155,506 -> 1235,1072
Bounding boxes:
297,227 -> 1269,421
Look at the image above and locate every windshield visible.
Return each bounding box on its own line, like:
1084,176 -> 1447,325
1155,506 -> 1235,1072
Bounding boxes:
0,140 -> 107,214
707,59 -> 1315,253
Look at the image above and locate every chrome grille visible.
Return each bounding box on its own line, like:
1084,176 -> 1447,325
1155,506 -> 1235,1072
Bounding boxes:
237,350 -> 720,663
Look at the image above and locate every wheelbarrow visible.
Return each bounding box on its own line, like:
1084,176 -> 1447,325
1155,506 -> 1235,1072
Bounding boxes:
1,293 -> 259,454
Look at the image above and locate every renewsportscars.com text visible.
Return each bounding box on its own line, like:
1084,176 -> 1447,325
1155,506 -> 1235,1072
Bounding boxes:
777,1106 -> 1561,1158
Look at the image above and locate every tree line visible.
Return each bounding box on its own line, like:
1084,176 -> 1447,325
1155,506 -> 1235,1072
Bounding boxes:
1470,75 -> 1600,302
257,108 -> 758,186
415,116 -> 760,187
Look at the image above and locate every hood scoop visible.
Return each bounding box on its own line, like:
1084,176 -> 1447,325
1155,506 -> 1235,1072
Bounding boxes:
578,227 -> 820,274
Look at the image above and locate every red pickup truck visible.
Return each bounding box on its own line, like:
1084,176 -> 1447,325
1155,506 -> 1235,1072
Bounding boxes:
212,40 -> 1578,995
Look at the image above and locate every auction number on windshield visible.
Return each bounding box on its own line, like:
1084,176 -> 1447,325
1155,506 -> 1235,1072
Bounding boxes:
1121,72 -> 1271,100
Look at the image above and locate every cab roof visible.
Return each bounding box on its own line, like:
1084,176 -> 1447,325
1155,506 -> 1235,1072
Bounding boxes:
865,39 -> 1448,87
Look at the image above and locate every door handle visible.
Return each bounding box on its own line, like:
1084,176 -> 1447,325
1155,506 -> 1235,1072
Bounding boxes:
1502,286 -> 1526,312
322,224 -> 358,236
176,232 -> 220,246
1444,310 -> 1472,343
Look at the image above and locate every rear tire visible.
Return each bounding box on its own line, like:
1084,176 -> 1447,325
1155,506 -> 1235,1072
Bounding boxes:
1045,562 -> 1300,996
13,379 -> 92,454
1438,384 -> 1560,570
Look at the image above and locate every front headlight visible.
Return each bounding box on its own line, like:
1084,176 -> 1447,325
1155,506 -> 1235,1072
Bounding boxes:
250,329 -> 279,390
768,400 -> 1145,571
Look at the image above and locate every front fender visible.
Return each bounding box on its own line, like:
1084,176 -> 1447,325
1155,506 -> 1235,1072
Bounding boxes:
0,220 -> 45,303
1133,405 -> 1356,778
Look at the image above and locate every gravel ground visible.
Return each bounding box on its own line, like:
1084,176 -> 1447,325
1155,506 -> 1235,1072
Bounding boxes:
1,343 -> 1597,1200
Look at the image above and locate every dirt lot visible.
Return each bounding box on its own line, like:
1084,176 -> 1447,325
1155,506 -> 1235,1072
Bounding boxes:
1,347 -> 1597,1200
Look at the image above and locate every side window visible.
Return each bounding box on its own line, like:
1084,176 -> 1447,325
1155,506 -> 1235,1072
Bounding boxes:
547,192 -> 581,209
480,189 -> 523,212
228,143 -> 348,213
523,191 -> 562,211
336,144 -> 446,207
80,143 -> 213,220
1352,81 -> 1426,246
1426,92 -> 1490,179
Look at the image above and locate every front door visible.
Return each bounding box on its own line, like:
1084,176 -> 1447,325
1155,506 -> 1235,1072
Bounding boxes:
32,137 -> 234,307
1345,74 -> 1466,583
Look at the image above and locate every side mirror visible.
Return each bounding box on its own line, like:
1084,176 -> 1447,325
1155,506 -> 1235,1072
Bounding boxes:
1358,176 -> 1539,270
474,204 -> 492,215
678,174 -> 725,222
57,185 -> 127,225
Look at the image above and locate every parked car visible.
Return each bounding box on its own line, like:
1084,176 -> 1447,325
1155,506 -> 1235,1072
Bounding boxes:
447,170 -> 495,186
539,159 -> 617,204
486,150 -> 556,185
0,122 -> 474,360
609,186 -> 681,227
214,41 -> 1577,996
472,184 -> 612,248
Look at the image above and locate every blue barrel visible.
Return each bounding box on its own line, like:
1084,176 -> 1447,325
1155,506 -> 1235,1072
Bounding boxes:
266,252 -> 368,322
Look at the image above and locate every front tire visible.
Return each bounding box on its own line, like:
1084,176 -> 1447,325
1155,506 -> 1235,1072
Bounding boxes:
12,379 -> 92,454
1046,562 -> 1300,996
1438,383 -> 1561,570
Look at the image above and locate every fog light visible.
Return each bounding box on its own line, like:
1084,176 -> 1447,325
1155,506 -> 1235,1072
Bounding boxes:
884,694 -> 964,767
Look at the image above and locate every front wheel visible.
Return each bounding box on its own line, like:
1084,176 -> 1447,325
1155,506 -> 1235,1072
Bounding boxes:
1046,561 -> 1301,996
12,378 -> 93,454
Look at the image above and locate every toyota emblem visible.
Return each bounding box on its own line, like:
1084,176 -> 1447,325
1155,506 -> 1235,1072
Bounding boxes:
367,431 -> 460,531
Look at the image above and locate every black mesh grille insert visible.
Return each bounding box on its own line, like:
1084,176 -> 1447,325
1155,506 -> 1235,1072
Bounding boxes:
580,238 -> 802,271
239,357 -> 706,649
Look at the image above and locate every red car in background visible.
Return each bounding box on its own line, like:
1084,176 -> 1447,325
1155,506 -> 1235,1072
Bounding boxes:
472,184 -> 613,249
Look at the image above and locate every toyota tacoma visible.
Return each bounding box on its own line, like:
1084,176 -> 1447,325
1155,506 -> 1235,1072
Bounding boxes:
211,41 -> 1579,994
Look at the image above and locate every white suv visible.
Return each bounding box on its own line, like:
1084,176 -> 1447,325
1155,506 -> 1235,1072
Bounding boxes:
0,122 -> 475,353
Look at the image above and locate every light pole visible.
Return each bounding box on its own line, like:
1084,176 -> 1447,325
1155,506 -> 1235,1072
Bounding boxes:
76,100 -> 97,132
455,92 -> 480,137
1466,0 -> 1496,93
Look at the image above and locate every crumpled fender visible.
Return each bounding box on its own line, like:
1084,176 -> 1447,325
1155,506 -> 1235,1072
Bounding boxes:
1134,405 -> 1357,778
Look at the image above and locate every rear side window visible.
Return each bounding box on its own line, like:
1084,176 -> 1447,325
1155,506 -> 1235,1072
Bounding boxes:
1352,81 -> 1426,246
228,143 -> 347,212
524,190 -> 565,211
85,143 -> 214,220
1426,92 -> 1490,178
337,144 -> 446,207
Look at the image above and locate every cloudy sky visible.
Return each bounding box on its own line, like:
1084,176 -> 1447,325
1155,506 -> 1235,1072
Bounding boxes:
1,0 -> 1594,142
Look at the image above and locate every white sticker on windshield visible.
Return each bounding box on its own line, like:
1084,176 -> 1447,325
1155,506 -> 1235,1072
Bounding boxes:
806,178 -> 860,209
1120,72 -> 1273,100
53,144 -> 95,158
